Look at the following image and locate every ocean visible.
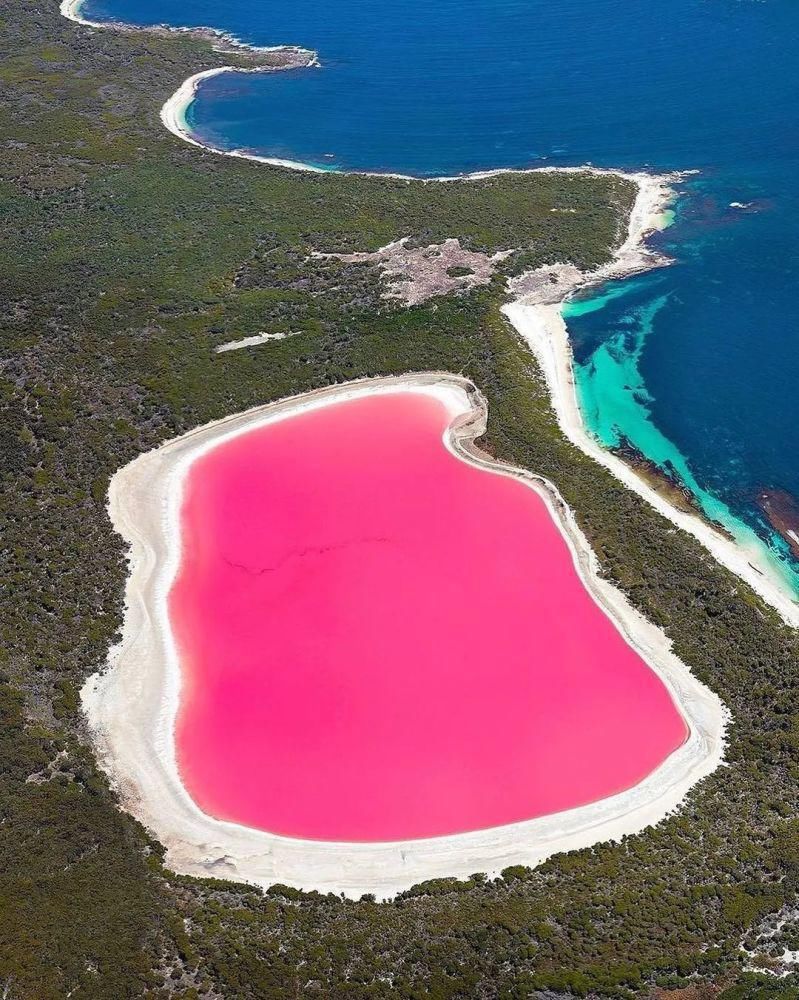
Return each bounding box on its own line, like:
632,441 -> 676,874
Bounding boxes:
77,0 -> 799,595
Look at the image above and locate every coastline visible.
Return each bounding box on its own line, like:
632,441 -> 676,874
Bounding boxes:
502,169 -> 799,628
156,64 -> 668,187
59,0 -> 318,66
83,373 -> 726,899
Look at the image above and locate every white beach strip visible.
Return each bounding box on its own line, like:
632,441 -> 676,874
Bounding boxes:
159,66 -> 325,163
158,66 -> 330,172
215,331 -> 301,353
83,372 -> 726,900
160,68 -> 229,153
60,0 -> 97,28
501,171 -> 799,628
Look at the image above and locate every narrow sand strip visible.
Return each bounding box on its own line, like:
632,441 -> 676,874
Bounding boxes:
83,373 -> 726,898
60,0 -> 113,29
503,171 -> 799,627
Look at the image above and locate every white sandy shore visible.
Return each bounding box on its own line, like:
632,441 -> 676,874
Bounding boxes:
60,0 -> 113,29
83,373 -> 726,899
156,64 -> 665,191
159,67 -> 326,168
503,171 -> 799,627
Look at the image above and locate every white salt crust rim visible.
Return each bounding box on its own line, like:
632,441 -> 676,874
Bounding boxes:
83,373 -> 727,899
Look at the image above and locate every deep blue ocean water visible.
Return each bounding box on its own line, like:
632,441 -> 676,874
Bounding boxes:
80,0 -> 799,595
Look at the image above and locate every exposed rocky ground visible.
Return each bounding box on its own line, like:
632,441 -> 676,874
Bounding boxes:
313,236 -> 515,306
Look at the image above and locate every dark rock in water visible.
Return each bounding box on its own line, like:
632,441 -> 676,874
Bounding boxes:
756,488 -> 799,559
613,438 -> 736,540
615,437 -> 701,512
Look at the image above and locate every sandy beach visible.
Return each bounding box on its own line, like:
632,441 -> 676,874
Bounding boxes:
83,373 -> 726,898
156,64 -> 677,194
60,0 -> 108,29
502,170 -> 799,628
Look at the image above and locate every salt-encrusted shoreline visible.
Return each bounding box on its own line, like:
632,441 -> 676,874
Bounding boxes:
83,373 -> 726,899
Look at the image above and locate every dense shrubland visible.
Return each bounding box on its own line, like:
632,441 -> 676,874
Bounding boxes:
2,2 -> 799,996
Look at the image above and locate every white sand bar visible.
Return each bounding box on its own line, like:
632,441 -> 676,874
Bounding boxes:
83,373 -> 726,899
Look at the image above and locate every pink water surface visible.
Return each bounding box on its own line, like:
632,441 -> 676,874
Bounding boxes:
168,391 -> 687,842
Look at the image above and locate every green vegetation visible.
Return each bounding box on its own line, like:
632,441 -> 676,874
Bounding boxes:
2,1 -> 799,996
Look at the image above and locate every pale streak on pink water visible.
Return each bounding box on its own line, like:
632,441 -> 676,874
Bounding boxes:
169,392 -> 687,842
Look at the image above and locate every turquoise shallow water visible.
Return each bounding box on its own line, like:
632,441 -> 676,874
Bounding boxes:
78,0 -> 799,597
565,280 -> 798,588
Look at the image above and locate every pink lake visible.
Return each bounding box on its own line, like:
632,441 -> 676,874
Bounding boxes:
168,391 -> 687,842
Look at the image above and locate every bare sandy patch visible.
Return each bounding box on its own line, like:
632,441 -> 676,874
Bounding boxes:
312,237 -> 513,306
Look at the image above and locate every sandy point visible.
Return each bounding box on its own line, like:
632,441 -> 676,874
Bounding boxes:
83,373 -> 726,899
